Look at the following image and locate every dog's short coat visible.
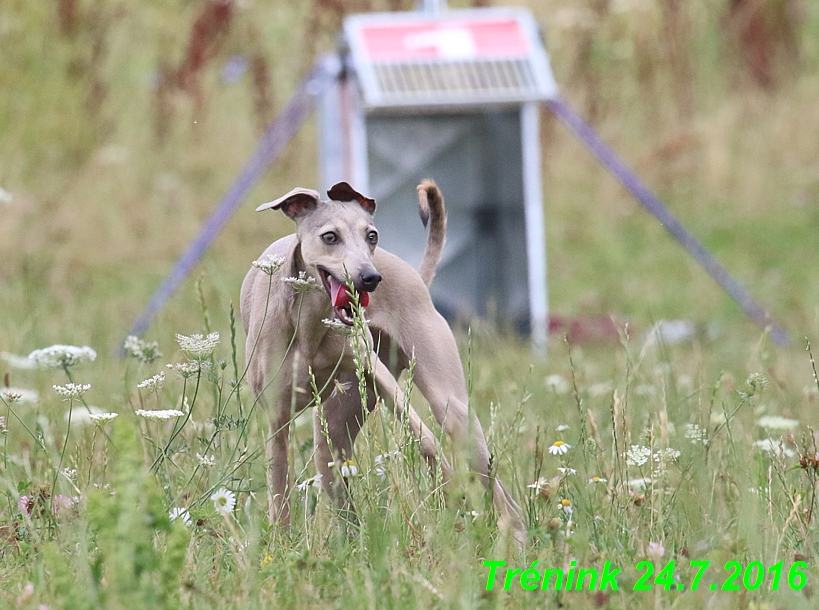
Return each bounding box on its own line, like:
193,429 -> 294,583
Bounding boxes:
240,180 -> 525,543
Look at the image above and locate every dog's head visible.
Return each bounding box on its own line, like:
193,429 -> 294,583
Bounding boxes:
257,182 -> 381,325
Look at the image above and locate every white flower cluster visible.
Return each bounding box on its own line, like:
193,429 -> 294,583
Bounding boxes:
88,412 -> 118,424
167,360 -> 211,379
1,389 -> 23,403
754,438 -> 795,458
374,451 -> 401,478
135,409 -> 184,420
684,423 -> 708,445
757,415 -> 799,430
282,271 -> 322,294
123,335 -> 163,364
29,344 -> 96,368
0,352 -> 36,369
53,383 -> 92,400
176,332 -> 220,359
252,254 -> 286,275
322,318 -> 354,336
196,453 -> 216,468
137,372 -> 165,391
624,445 -> 652,467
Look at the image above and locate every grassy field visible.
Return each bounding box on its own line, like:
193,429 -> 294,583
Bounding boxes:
2,0 -> 819,608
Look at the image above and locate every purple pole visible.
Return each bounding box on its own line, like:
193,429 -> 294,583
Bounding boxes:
126,59 -> 338,340
544,98 -> 789,347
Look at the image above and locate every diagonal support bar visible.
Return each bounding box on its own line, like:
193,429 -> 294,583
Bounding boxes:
544,97 -> 789,347
126,57 -> 339,340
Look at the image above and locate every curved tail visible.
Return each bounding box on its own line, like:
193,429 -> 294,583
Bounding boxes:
416,179 -> 447,287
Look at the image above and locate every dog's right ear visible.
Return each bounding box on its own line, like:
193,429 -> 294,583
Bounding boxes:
256,188 -> 320,219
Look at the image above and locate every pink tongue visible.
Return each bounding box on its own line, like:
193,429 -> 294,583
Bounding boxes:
329,276 -> 369,308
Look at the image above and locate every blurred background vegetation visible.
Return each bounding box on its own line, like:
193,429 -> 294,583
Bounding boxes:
1,0 -> 818,356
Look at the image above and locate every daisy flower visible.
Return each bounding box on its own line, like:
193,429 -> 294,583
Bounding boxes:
548,440 -> 570,455
341,460 -> 358,477
169,507 -> 192,526
211,488 -> 236,515
558,498 -> 573,517
527,477 -> 550,494
296,475 -> 323,492
589,476 -> 607,484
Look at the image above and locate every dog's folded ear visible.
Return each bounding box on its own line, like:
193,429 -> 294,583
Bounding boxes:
327,182 -> 376,215
256,188 -> 321,219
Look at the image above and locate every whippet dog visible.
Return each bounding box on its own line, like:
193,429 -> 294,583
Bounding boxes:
240,180 -> 525,544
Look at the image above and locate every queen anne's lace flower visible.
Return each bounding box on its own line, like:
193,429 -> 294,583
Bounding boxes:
137,372 -> 165,391
211,488 -> 236,514
282,271 -> 322,294
135,409 -> 184,420
53,383 -> 91,400
88,412 -> 118,424
123,336 -> 163,364
252,254 -> 286,275
29,345 -> 96,368
624,445 -> 651,467
176,332 -> 220,359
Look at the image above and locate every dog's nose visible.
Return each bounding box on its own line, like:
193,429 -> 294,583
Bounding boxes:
359,269 -> 382,292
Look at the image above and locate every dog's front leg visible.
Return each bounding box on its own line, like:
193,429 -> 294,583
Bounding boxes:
267,403 -> 293,525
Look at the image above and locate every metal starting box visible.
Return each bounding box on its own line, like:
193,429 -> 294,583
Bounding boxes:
319,7 -> 558,350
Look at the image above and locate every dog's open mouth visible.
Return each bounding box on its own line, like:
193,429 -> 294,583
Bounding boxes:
317,268 -> 370,326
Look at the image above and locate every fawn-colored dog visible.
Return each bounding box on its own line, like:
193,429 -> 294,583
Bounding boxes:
241,180 -> 525,543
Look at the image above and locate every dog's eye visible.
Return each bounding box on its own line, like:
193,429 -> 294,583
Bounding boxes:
367,230 -> 378,245
321,232 -> 338,244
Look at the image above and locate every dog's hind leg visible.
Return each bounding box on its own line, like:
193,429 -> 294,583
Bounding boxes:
313,372 -> 377,519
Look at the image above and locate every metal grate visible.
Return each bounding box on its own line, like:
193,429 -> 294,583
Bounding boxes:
371,58 -> 539,103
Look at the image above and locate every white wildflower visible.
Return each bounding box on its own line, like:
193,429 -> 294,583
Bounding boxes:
589,476 -> 607,484
196,453 -> 216,468
684,423 -> 708,445
296,475 -> 323,492
88,412 -> 118,425
252,254 -> 286,275
558,498 -> 573,517
211,488 -> 236,515
123,336 -> 163,364
527,477 -> 550,493
757,415 -> 799,430
65,405 -> 105,425
548,440 -> 571,455
4,388 -> 38,404
374,451 -> 400,478
555,424 -> 570,432
175,332 -> 220,359
754,438 -> 795,458
281,271 -> 322,294
545,375 -> 570,395
1,389 -> 23,403
169,507 -> 192,526
654,448 -> 680,462
137,372 -> 165,391
0,352 -> 36,370
62,468 -> 77,481
340,460 -> 358,477
322,318 -> 353,336
169,360 -> 210,378
53,383 -> 91,400
29,345 -> 96,368
135,409 -> 184,420
624,445 -> 651,467
557,467 -> 577,476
